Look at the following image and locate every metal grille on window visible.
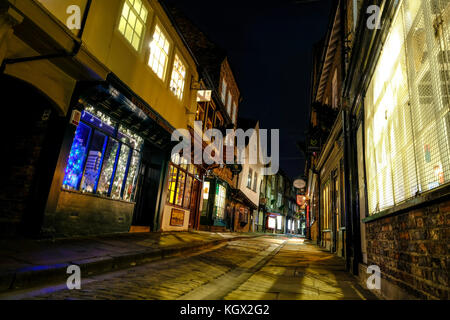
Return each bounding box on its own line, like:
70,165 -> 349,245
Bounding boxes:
365,0 -> 450,215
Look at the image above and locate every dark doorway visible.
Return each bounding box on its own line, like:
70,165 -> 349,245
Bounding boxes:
0,75 -> 65,238
132,144 -> 165,231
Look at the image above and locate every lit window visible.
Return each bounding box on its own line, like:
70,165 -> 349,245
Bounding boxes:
268,217 -> 276,229
118,0 -> 148,51
232,102 -> 237,124
62,107 -> 143,202
215,184 -> 227,219
149,25 -> 170,79
332,69 -> 338,109
227,92 -> 232,115
170,55 -> 186,100
364,0 -> 450,215
247,169 -> 253,189
277,216 -> 282,230
221,79 -> 227,104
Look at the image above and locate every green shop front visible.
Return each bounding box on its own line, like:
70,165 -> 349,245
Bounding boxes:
199,168 -> 234,231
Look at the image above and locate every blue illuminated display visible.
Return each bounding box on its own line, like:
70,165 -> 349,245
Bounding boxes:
62,108 -> 143,202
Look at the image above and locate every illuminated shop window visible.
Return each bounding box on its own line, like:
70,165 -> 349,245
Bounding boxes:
149,24 -> 170,79
215,184 -> 227,219
277,216 -> 282,230
170,55 -> 186,100
268,217 -> 276,229
364,0 -> 450,215
201,181 -> 210,217
118,0 -> 148,51
62,107 -> 143,202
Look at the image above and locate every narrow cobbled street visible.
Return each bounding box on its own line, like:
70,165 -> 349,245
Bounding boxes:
3,237 -> 376,300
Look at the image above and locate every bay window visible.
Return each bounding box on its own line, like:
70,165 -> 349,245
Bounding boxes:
63,106 -> 143,202
365,0 -> 450,215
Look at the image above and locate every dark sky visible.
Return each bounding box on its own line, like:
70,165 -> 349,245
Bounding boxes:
167,0 -> 333,179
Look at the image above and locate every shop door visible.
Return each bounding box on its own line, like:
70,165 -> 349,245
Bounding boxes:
189,180 -> 200,230
132,149 -> 163,231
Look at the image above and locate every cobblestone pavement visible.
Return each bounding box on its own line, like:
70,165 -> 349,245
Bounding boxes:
3,237 -> 377,300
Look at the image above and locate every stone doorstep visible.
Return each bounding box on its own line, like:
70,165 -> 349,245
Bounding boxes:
0,234 -> 262,294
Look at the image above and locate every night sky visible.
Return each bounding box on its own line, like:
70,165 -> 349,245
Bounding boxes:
167,0 -> 333,179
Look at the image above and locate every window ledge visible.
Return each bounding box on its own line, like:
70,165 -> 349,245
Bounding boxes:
362,184 -> 450,224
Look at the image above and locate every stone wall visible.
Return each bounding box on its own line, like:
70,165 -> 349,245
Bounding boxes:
365,199 -> 449,300
43,191 -> 135,238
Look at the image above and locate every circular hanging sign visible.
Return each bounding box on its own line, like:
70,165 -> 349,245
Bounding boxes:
293,179 -> 306,189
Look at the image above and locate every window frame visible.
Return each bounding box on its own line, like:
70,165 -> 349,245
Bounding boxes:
169,53 -> 187,100
166,155 -> 200,210
148,22 -> 172,81
117,0 -> 150,52
62,107 -> 143,203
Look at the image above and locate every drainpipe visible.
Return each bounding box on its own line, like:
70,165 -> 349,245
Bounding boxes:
1,0 -> 93,71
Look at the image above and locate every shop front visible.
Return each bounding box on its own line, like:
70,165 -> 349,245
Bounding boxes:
266,213 -> 284,234
229,189 -> 258,233
44,81 -> 173,237
162,154 -> 203,232
200,177 -> 230,232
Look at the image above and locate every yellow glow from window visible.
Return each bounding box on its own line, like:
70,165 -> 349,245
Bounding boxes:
170,55 -> 186,100
149,25 -> 170,79
118,0 -> 148,51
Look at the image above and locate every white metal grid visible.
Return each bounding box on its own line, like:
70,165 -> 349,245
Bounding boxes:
365,0 -> 450,215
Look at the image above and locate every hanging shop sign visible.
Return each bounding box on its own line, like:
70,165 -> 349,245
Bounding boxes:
293,178 -> 306,190
197,90 -> 212,102
297,195 -> 306,207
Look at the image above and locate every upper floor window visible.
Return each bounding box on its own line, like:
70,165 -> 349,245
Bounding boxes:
332,69 -> 338,109
221,79 -> 227,104
118,0 -> 148,51
232,102 -> 237,124
247,169 -> 253,189
227,92 -> 232,115
253,172 -> 258,192
170,55 -> 186,100
149,25 -> 170,79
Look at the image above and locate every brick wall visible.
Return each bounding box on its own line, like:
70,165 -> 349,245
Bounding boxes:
365,199 -> 450,299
